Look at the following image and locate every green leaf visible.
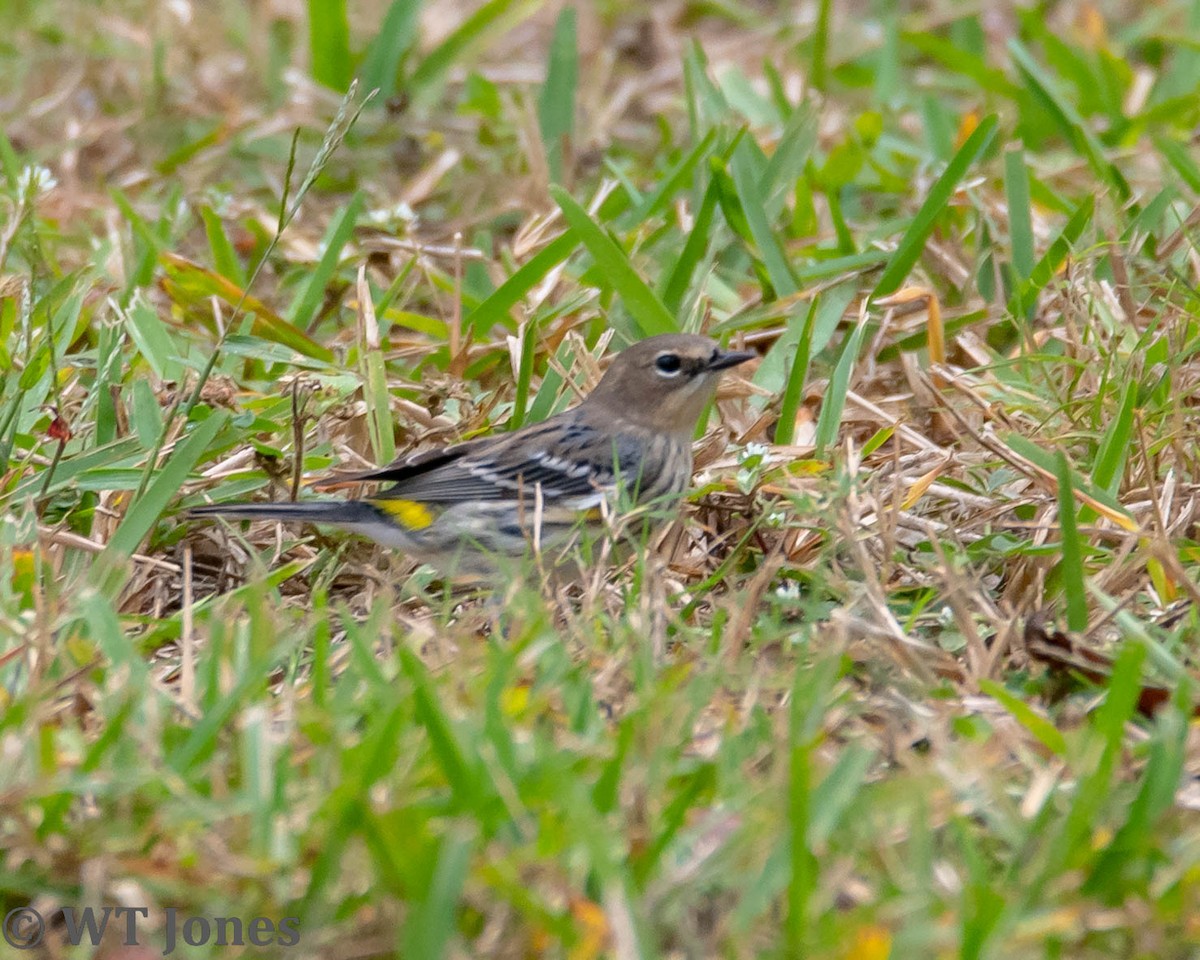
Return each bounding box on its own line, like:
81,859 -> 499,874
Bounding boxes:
538,7 -> 577,184
464,233 -> 574,332
1007,195 -> 1094,318
551,186 -> 677,336
307,0 -> 352,91
1092,379 -> 1136,496
1009,39 -> 1131,201
774,298 -> 816,445
979,679 -> 1068,756
288,191 -> 365,331
1004,146 -> 1035,281
359,0 -> 422,101
95,411 -> 228,572
407,0 -> 537,100
1054,450 -> 1088,632
814,314 -> 869,455
730,138 -> 798,296
873,114 -> 998,298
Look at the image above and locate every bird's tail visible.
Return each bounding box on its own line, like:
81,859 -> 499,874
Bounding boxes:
188,499 -> 382,527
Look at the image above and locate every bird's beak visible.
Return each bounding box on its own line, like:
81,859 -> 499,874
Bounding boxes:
706,348 -> 757,371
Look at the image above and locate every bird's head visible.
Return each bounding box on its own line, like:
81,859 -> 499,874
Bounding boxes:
584,333 -> 756,434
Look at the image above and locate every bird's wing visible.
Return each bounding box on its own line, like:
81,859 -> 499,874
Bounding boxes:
314,435 -> 495,490
370,416 -> 638,505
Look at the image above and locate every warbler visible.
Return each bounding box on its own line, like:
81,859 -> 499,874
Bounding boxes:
189,333 -> 754,575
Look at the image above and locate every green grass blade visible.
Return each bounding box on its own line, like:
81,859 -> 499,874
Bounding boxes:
810,0 -> 831,91
123,295 -> 181,382
808,744 -> 874,844
359,0 -> 422,101
1092,378 -> 1136,496
627,128 -> 718,224
1153,134 -> 1200,193
464,233 -> 575,332
979,679 -> 1068,756
730,138 -> 798,296
759,103 -> 817,202
1054,450 -> 1088,632
398,646 -> 480,808
659,133 -> 747,314
1004,146 -> 1035,281
365,347 -> 395,467
200,204 -> 247,287
872,115 -> 998,297
786,655 -> 840,954
813,312 -> 869,455
407,0 -> 536,100
307,0 -> 352,91
94,411 -> 228,573
400,830 -> 475,960
659,180 -> 719,316
287,191 -> 365,330
774,298 -> 816,445
550,185 -> 677,336
1009,38 -> 1131,200
538,6 -> 577,184
508,320 -> 538,431
1007,195 -> 1095,318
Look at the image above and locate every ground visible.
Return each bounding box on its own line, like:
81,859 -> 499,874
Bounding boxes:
3,1 -> 1200,957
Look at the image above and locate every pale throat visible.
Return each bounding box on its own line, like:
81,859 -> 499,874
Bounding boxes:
616,378 -> 717,434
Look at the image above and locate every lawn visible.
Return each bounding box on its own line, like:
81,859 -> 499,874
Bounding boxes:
4,1 -> 1200,957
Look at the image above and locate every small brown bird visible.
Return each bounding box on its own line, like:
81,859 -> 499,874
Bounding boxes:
189,333 -> 754,575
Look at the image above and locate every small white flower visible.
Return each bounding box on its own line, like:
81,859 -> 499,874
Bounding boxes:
737,442 -> 771,466
365,201 -> 418,228
17,165 -> 57,198
764,510 -> 787,528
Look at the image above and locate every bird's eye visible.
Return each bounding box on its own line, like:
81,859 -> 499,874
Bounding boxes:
654,353 -> 683,376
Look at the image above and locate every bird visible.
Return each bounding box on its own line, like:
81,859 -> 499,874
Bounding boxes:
188,333 -> 755,576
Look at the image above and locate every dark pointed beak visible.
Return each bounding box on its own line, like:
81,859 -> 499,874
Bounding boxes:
707,348 -> 756,371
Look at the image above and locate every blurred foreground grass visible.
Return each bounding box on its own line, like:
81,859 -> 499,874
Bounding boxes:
4,1 -> 1200,957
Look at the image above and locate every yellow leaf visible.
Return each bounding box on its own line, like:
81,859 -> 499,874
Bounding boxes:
568,897 -> 609,960
1146,555 -> 1177,603
1078,4 -> 1107,46
501,682 -> 531,717
844,925 -> 892,960
902,462 -> 946,510
955,112 -> 980,150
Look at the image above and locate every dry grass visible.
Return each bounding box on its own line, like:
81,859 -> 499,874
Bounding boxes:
4,1 -> 1200,957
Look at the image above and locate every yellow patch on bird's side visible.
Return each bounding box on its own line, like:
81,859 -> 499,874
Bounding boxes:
372,498 -> 434,530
